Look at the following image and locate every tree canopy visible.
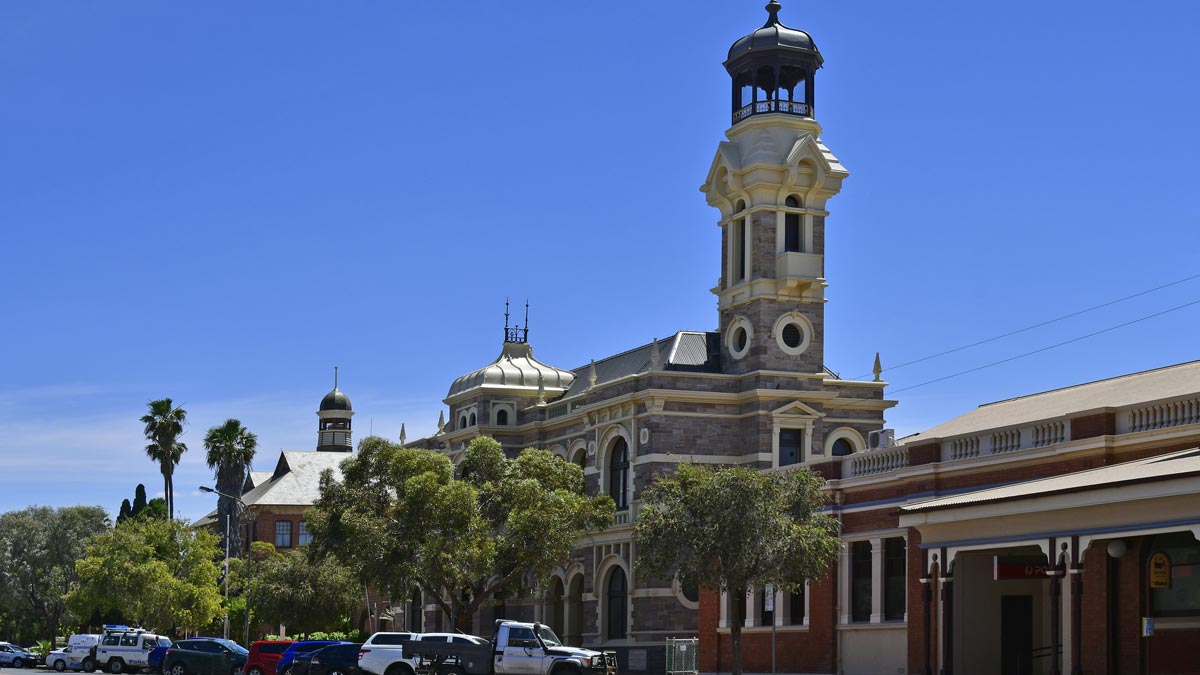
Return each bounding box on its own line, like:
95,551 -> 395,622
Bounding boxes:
634,463 -> 841,675
0,506 -> 109,645
308,436 -> 614,630
69,517 -> 223,634
250,545 -> 360,636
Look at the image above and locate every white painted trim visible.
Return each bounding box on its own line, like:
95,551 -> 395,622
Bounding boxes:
772,312 -> 814,356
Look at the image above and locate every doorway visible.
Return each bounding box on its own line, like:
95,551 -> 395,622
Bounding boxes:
1000,595 -> 1033,675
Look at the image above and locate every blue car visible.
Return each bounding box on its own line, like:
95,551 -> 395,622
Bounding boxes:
275,642 -> 344,675
0,642 -> 39,668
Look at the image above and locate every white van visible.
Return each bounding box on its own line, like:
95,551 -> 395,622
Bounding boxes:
66,635 -> 100,672
94,631 -> 166,674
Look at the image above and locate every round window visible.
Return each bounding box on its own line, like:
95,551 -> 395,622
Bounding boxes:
734,327 -> 748,352
773,314 -> 812,356
727,318 -> 753,359
782,323 -> 803,348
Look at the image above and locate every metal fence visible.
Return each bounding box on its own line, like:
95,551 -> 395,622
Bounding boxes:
665,637 -> 699,675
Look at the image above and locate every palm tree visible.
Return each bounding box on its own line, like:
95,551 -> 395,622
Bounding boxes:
204,418 -> 258,555
142,398 -> 188,520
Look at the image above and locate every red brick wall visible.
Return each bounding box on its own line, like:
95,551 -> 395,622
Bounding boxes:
906,528 -> 929,675
1070,412 -> 1115,440
908,442 -> 939,466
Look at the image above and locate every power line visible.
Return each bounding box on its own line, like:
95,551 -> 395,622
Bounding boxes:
883,296 -> 1200,396
850,272 -> 1200,381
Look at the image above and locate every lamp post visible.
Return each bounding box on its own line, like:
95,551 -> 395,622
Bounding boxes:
200,486 -> 254,646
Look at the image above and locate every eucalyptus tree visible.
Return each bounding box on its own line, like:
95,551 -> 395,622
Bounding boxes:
635,463 -> 841,675
309,436 -> 614,631
204,418 -> 258,554
141,398 -> 188,520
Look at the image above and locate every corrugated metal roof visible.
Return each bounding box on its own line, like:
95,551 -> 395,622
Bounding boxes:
904,360 -> 1200,442
900,447 -> 1200,513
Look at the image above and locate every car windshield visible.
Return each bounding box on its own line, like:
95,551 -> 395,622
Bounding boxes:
535,627 -> 562,648
215,640 -> 248,655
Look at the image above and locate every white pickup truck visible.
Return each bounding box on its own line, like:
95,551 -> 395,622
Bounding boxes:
358,633 -> 487,675
403,621 -> 616,675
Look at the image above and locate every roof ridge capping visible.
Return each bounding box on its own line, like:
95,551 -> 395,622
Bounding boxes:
570,331 -> 710,372
978,359 -> 1200,409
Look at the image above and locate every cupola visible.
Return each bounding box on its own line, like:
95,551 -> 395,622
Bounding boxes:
317,367 -> 354,452
446,302 -> 576,401
725,1 -> 822,125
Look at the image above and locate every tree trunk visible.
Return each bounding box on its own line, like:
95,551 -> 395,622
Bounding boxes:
163,468 -> 172,521
730,586 -> 745,675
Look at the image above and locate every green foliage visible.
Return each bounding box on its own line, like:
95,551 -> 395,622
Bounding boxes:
133,485 -> 148,516
0,506 -> 110,645
309,436 -> 614,630
117,500 -> 133,524
249,548 -> 360,636
139,498 -> 168,521
634,464 -> 841,675
69,517 -> 224,633
204,419 -> 258,554
142,398 -> 188,520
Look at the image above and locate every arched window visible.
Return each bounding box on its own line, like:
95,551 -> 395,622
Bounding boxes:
469,412 -> 476,427
459,416 -> 468,430
606,567 -> 628,640
608,438 -> 630,510
496,409 -> 509,425
832,438 -> 854,456
784,195 -> 803,252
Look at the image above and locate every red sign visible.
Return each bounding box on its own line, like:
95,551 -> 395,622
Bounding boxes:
993,556 -> 1050,580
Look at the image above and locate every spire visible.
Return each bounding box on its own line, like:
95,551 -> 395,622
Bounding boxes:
334,366 -> 339,390
764,0 -> 783,27
503,298 -> 529,344
588,359 -> 598,388
873,352 -> 883,382
437,410 -> 446,434
399,423 -> 407,444
649,337 -> 662,370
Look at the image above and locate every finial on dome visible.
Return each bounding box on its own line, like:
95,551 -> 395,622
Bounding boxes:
334,365 -> 339,390
764,0 -> 783,26
873,352 -> 883,382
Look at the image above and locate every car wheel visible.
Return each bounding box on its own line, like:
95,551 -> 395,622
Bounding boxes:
231,666 -> 243,675
55,659 -> 68,672
168,662 -> 188,675
12,658 -> 24,669
82,658 -> 97,672
110,659 -> 126,674
282,666 -> 294,675
248,668 -> 263,675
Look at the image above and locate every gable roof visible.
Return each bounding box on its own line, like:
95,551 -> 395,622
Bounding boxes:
193,450 -> 351,527
903,360 -> 1200,442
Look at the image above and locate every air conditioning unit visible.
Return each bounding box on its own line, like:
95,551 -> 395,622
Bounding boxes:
868,429 -> 895,450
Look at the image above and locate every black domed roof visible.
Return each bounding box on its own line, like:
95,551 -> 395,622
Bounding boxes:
320,387 -> 352,412
727,1 -> 821,63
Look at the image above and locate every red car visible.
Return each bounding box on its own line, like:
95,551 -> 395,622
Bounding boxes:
245,641 -> 293,675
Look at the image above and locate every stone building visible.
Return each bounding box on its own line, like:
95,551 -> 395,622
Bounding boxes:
406,2 -> 893,669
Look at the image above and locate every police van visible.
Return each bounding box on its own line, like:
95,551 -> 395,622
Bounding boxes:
90,626 -> 171,674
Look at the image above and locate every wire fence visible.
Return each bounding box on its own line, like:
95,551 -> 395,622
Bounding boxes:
665,637 -> 699,675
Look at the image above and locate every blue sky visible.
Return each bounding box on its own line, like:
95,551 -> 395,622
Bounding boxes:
3,1 -> 1199,523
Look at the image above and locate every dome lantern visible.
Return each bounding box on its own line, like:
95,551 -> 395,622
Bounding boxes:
316,367 -> 354,452
725,1 -> 823,125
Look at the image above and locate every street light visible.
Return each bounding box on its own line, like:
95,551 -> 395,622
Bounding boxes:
200,486 -> 254,647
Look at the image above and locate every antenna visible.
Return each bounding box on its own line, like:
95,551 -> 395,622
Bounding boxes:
524,300 -> 530,341
505,298 -> 511,330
